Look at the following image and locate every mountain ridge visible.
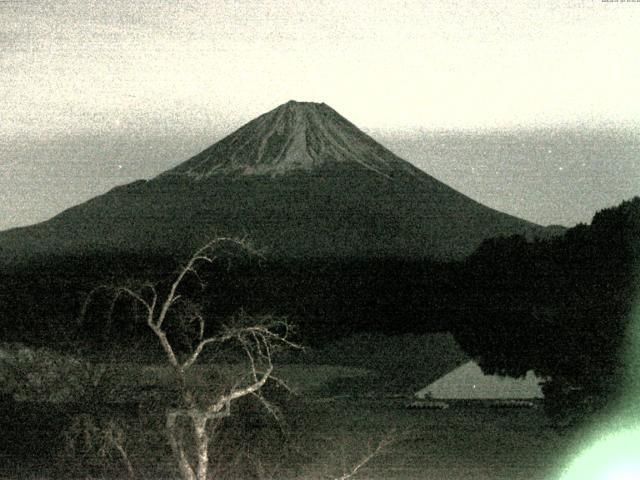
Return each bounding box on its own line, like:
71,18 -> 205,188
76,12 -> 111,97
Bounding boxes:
0,100 -> 563,264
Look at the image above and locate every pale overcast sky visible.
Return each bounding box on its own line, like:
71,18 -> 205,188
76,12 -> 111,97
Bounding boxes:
1,0 -> 639,230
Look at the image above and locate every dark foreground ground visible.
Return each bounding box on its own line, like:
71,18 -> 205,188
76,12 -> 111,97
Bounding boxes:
293,399 -> 569,480
1,397 -> 572,480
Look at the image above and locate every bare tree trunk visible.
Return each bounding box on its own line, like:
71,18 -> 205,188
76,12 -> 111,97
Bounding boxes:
167,412 -> 196,480
193,414 -> 210,480
81,240 -> 300,480
113,439 -> 136,480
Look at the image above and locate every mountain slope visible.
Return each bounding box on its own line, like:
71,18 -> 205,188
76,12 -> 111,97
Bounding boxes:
0,101 -> 559,264
162,100 -> 421,178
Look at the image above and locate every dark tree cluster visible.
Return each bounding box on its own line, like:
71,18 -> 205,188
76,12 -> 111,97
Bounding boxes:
452,197 -> 640,427
0,251 -> 178,351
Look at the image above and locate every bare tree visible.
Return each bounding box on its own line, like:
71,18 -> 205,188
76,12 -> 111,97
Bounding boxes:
62,414 -> 135,480
82,237 -> 300,480
332,434 -> 394,480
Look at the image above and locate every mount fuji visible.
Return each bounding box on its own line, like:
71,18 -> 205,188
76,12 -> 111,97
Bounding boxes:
0,101 -> 558,263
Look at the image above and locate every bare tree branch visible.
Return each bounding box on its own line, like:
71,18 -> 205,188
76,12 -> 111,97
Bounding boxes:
118,287 -> 152,314
79,284 -> 112,325
166,412 -> 196,480
208,364 -> 274,415
266,373 -> 297,395
156,237 -> 250,329
80,237 -> 299,480
181,336 -> 226,371
333,433 -> 395,480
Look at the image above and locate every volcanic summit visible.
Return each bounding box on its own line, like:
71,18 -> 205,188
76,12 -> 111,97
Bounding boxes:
163,101 -> 421,179
0,101 -> 556,262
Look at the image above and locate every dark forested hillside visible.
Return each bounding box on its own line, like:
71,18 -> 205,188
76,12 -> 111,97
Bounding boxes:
0,249 -> 462,354
452,197 -> 640,426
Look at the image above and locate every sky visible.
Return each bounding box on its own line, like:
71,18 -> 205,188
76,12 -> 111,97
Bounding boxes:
1,0 -> 639,230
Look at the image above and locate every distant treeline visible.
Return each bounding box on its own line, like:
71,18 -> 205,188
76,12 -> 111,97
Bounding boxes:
453,197 -> 639,424
1,197 -> 638,423
0,248 -> 461,349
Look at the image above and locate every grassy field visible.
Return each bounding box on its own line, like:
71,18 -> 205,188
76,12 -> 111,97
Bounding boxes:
290,398 -> 571,480
1,346 -> 572,479
108,362 -> 374,396
1,396 -> 571,479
